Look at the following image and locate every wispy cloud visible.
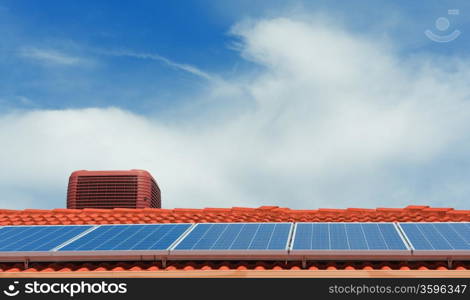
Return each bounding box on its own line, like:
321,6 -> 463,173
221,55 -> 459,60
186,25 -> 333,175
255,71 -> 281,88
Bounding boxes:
19,47 -> 85,66
17,96 -> 35,107
99,49 -> 215,80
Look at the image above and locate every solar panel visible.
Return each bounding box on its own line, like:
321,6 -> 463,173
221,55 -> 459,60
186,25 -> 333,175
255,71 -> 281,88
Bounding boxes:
58,223 -> 191,252
171,223 -> 292,256
290,223 -> 409,256
398,222 -> 470,255
0,225 -> 93,252
3,222 -> 470,262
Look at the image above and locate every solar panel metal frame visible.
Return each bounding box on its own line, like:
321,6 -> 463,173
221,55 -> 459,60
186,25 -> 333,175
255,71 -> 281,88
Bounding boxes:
0,225 -> 97,262
53,223 -> 195,261
397,222 -> 470,260
289,222 -> 412,259
168,222 -> 294,260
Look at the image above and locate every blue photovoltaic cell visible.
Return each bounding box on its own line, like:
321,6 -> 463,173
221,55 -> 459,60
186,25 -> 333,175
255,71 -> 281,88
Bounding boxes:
292,223 -> 407,250
399,223 -> 470,250
59,224 -> 191,251
0,225 -> 92,252
174,223 -> 291,251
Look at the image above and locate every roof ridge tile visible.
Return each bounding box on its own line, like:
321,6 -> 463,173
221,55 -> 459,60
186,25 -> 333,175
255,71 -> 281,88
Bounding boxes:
405,205 -> 429,210
346,208 -> 376,212
230,207 -> 256,212
22,209 -> 50,213
376,208 -> 403,212
290,209 -> 318,214
318,208 -> 345,213
257,206 -> 279,210
447,210 -> 470,215
422,207 -> 454,212
173,208 -> 203,213
81,208 -> 109,213
52,208 -> 80,213
111,208 -> 139,213
142,208 -> 173,212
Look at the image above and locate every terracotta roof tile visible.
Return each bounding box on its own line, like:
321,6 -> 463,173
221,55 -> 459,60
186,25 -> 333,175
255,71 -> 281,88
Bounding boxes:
0,261 -> 468,272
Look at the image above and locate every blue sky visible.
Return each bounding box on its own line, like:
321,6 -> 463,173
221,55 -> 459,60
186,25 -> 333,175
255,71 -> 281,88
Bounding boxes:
1,0 -> 470,209
2,0 -> 469,113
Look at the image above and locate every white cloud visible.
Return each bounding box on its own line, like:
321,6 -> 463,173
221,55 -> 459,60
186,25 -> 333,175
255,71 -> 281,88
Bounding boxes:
99,49 -> 215,80
2,17 -> 470,209
19,47 -> 86,66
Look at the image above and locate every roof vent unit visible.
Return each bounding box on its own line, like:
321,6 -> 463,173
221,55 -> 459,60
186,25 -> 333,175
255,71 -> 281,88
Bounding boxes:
67,170 -> 161,209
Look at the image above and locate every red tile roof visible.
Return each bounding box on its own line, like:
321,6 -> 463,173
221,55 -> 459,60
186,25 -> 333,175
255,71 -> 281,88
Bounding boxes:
0,205 -> 468,226
1,261 -> 469,272
0,205 -> 469,275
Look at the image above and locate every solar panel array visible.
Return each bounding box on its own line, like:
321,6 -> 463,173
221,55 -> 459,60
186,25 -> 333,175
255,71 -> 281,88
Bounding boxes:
59,224 -> 191,251
173,223 -> 291,252
399,223 -> 470,251
292,223 -> 407,251
0,226 -> 92,252
0,222 -> 468,261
